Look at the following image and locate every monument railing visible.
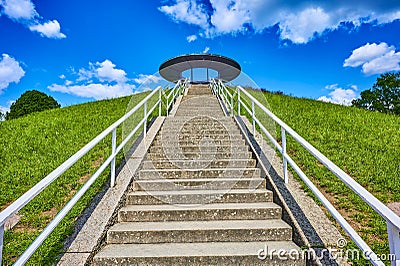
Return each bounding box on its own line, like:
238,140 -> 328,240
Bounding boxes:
0,78 -> 189,265
211,78 -> 400,266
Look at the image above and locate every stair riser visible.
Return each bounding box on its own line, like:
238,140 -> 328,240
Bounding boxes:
93,256 -> 304,266
149,146 -> 249,153
152,139 -> 245,145
126,192 -> 272,205
142,160 -> 256,169
162,123 -> 237,128
132,179 -> 266,191
165,118 -> 233,122
175,112 -> 225,116
161,128 -> 240,133
138,169 -> 261,179
156,135 -> 243,141
107,227 -> 292,244
118,207 -> 282,222
156,134 -> 243,140
97,256 -> 305,266
175,106 -> 221,109
146,153 -> 252,160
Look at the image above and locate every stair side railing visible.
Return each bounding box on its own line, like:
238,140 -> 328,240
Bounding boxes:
0,80 -> 188,265
210,79 -> 400,266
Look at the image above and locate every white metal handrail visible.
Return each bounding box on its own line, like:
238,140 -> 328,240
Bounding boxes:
0,79 -> 188,265
211,79 -> 400,266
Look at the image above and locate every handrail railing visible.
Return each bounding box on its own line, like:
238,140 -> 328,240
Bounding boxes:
211,79 -> 400,266
0,79 -> 188,265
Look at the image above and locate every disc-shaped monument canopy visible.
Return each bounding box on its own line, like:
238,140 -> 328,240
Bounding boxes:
159,54 -> 241,83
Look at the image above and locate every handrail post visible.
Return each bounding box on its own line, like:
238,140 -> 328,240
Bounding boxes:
143,101 -> 147,139
230,94 -> 233,116
238,88 -> 241,116
387,221 -> 400,266
251,100 -> 255,135
158,87 -> 162,117
0,224 -> 4,265
110,128 -> 117,187
281,128 -> 288,183
166,97 -> 169,116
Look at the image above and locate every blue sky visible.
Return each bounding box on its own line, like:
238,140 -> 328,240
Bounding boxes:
1,0 -> 400,114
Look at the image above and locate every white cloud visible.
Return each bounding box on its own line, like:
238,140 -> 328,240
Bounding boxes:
159,0 -> 400,44
0,0 -> 66,39
279,7 -> 334,44
134,74 -> 162,85
0,54 -> 25,93
49,83 -> 134,101
159,0 -> 208,29
344,42 -> 400,75
203,47 -> 210,53
186,34 -> 197,42
48,59 -> 136,100
0,105 -> 10,114
209,0 -> 250,34
96,60 -> 127,83
1,0 -> 36,20
29,20 -> 66,39
0,100 -> 15,120
318,84 -> 357,106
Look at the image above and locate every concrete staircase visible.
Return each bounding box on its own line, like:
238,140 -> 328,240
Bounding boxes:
92,85 -> 304,265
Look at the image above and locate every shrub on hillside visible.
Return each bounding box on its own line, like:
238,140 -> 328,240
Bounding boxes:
5,90 -> 60,120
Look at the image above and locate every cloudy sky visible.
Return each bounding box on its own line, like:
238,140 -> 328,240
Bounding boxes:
1,0 -> 400,113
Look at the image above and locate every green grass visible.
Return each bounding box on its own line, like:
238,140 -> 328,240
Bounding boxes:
237,89 -> 400,265
0,91 -> 163,265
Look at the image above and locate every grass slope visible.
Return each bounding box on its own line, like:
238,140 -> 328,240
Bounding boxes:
0,91 -> 150,265
244,90 -> 400,265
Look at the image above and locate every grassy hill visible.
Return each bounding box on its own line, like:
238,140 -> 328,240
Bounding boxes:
1,88 -> 399,265
246,90 -> 400,265
0,91 -> 150,265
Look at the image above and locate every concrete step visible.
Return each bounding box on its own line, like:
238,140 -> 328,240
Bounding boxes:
93,241 -> 304,265
151,139 -> 246,147
132,177 -> 266,191
138,168 -> 261,180
174,113 -> 226,118
160,128 -> 241,134
145,151 -> 253,160
164,117 -> 233,122
149,145 -> 249,154
118,202 -> 282,222
107,219 -> 292,244
142,159 -> 256,169
162,119 -> 236,126
179,104 -> 220,107
125,189 -> 272,205
161,126 -> 239,132
156,133 -> 243,141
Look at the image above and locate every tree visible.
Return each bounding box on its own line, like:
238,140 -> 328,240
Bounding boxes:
0,111 -> 4,121
352,72 -> 400,115
6,90 -> 61,120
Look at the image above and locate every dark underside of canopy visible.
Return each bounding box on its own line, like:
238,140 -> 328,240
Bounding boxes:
159,54 -> 241,83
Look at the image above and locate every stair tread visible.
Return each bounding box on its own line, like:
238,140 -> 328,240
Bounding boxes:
135,177 -> 264,183
140,167 -> 260,172
142,159 -> 254,163
121,202 -> 280,211
95,241 -> 300,258
127,188 -> 270,196
109,219 -> 291,232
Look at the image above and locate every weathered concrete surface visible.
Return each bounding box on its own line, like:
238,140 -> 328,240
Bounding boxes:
91,85 -> 305,265
57,116 -> 165,266
237,115 -> 349,265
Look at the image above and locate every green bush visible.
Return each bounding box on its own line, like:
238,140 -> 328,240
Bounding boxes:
6,90 -> 60,120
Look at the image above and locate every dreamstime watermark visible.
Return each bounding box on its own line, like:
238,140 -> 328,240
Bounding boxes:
257,238 -> 397,263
